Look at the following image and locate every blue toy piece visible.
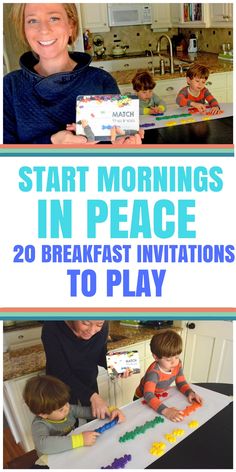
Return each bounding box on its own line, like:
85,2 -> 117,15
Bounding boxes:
95,417 -> 119,434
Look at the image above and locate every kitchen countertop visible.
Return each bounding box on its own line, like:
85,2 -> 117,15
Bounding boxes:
108,52 -> 233,85
3,321 -> 180,381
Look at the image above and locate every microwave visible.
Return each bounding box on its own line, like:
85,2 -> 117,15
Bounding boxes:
108,4 -> 152,27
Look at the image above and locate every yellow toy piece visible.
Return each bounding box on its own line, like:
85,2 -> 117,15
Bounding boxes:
166,121 -> 177,127
188,420 -> 199,428
150,442 -> 166,456
158,105 -> 165,112
165,433 -> 176,443
172,428 -> 185,437
143,107 -> 151,115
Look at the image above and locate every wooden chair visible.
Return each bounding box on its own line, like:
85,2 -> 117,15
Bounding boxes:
5,449 -> 38,469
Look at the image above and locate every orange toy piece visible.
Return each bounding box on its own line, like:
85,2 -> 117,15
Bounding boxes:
182,402 -> 201,417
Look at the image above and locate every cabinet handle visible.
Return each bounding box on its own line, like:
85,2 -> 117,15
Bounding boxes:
186,322 -> 195,329
166,86 -> 174,91
17,335 -> 24,339
124,64 -> 130,67
206,81 -> 212,85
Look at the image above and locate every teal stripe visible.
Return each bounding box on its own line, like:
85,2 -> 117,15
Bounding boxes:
0,312 -> 235,320
0,148 -> 234,157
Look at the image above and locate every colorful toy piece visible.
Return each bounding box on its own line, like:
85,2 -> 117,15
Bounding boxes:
165,433 -> 177,443
188,420 -> 199,428
140,123 -> 156,128
142,392 -> 168,403
95,417 -> 119,434
182,402 -> 201,417
150,441 -> 166,456
101,454 -> 132,469
119,416 -> 164,443
172,428 -> 185,437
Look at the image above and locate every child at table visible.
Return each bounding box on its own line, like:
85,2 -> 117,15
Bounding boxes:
176,64 -> 220,115
132,71 -> 166,115
134,330 -> 202,422
23,375 -> 125,457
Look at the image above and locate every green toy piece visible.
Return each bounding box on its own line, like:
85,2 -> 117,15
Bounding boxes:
119,416 -> 164,443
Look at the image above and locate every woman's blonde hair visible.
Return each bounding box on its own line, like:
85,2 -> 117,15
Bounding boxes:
11,3 -> 79,47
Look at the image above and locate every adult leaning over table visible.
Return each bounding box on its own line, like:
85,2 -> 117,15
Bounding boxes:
42,320 -> 115,419
4,3 -> 142,145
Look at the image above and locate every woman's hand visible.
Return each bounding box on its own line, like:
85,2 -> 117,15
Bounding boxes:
90,392 -> 110,419
110,408 -> 126,423
82,431 -> 100,446
51,130 -> 89,144
119,368 -> 133,379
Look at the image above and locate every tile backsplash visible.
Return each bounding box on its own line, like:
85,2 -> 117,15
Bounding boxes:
90,25 -> 233,56
92,26 -> 178,55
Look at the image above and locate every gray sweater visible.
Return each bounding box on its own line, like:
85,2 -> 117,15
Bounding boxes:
32,404 -> 94,456
139,93 -> 166,114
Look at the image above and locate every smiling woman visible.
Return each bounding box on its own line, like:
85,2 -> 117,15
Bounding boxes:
3,3 -> 122,144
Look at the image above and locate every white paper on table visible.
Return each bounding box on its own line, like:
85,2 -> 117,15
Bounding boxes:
139,103 -> 233,130
48,385 -> 232,469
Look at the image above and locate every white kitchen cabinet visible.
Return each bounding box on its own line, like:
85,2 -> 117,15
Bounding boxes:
4,371 -> 45,452
206,72 -> 227,103
151,4 -> 172,29
109,341 -> 146,407
97,366 -> 113,405
182,321 -> 233,384
209,3 -> 233,27
226,72 -> 233,102
206,71 -> 233,103
170,3 -> 209,28
154,76 -> 186,105
91,56 -> 154,74
80,3 -> 110,33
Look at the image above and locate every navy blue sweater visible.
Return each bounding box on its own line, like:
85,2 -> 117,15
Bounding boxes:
4,51 -> 120,144
41,321 -> 109,405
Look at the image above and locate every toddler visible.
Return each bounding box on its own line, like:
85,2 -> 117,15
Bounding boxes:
23,375 -> 125,457
132,71 -> 166,115
134,329 -> 202,422
176,64 -> 220,115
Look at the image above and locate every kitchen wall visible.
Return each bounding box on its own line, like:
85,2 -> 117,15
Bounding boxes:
92,26 -> 178,55
180,27 -> 233,53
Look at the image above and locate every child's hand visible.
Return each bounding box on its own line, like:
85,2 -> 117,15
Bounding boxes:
162,407 -> 184,422
150,106 -> 165,115
188,391 -> 203,404
110,126 -> 143,144
82,431 -> 100,446
190,102 -> 207,114
66,123 -> 76,132
208,106 -> 221,115
109,408 -> 126,423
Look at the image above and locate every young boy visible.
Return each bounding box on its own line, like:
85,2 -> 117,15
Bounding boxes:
176,64 -> 220,115
134,330 -> 202,422
23,375 -> 125,457
132,71 -> 166,115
